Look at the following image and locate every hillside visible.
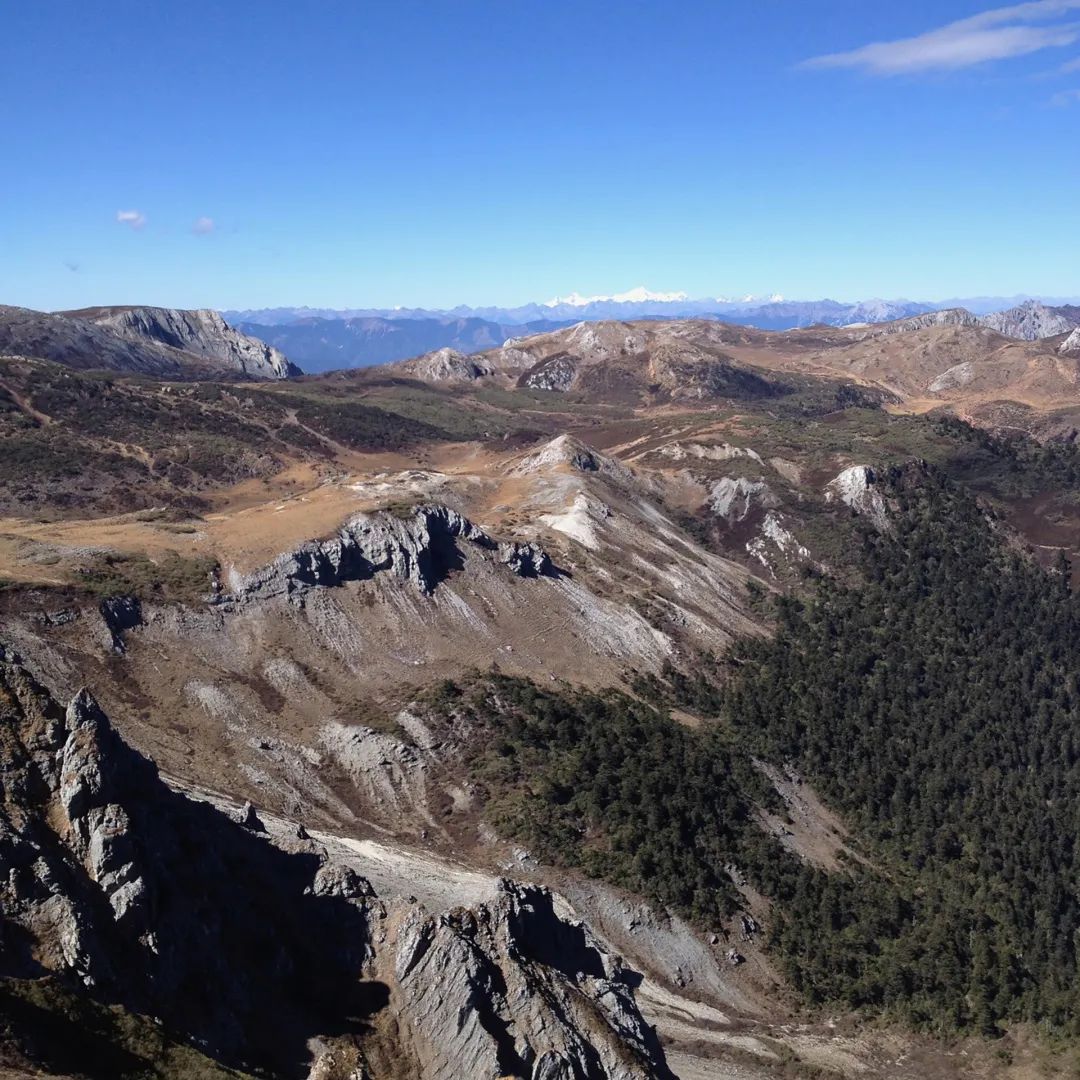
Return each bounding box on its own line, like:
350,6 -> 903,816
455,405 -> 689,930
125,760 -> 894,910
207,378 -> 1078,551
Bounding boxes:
389,315 -> 1080,425
229,296 -> 1080,370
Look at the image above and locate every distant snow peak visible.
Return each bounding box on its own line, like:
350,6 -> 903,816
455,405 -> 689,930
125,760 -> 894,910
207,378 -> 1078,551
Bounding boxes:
543,286 -> 689,308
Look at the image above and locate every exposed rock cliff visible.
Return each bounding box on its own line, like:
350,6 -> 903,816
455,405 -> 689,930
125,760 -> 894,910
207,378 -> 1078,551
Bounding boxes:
1059,328 -> 1080,355
980,300 -> 1080,341
875,308 -> 981,335
0,650 -> 670,1078
707,477 -> 777,524
85,306 -> 300,378
227,503 -> 554,601
374,882 -> 669,1080
825,465 -> 889,531
0,304 -> 299,379
0,305 -> 203,377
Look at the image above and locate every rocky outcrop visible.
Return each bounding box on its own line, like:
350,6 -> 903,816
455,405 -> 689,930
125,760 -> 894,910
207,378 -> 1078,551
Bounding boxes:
229,504 -> 553,601
876,308 -> 981,335
88,306 -> 300,378
825,465 -> 889,531
499,540 -> 553,577
521,352 -> 578,391
707,477 -> 778,524
980,300 -> 1080,341
1060,328 -> 1080,355
379,881 -> 670,1080
647,343 -> 781,400
0,304 -> 299,379
98,595 -> 142,653
412,346 -> 496,382
0,651 -> 670,1079
927,360 -> 977,393
0,305 -> 205,377
745,511 -> 810,573
514,434 -> 630,481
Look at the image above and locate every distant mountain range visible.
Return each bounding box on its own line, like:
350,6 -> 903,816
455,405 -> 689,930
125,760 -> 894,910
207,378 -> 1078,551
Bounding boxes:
232,315 -> 577,374
225,291 -> 940,328
226,292 -> 1080,373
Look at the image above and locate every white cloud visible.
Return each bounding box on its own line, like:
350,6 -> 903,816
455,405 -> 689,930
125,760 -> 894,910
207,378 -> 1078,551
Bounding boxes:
116,209 -> 147,230
803,1 -> 1080,75
192,216 -> 214,235
1061,54 -> 1080,69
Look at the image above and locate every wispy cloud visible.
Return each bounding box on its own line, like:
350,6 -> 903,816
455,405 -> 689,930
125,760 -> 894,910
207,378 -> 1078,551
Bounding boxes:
1060,54 -> 1080,69
192,216 -> 214,236
116,209 -> 147,230
1050,86 -> 1080,101
803,1 -> 1080,75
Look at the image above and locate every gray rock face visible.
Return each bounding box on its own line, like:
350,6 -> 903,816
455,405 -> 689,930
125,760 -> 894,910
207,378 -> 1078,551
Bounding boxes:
513,435 -> 631,481
980,300 -> 1080,341
876,308 -> 981,334
0,304 -> 299,379
412,346 -> 495,382
1060,328 -> 1080,355
522,353 -> 578,391
0,652 -> 669,1079
0,663 -> 156,986
58,691 -> 151,929
380,880 -> 668,1080
825,465 -> 890,531
90,306 -> 301,378
230,503 -> 553,600
707,477 -> 777,524
499,540 -> 553,577
0,304 -> 196,376
98,595 -> 142,654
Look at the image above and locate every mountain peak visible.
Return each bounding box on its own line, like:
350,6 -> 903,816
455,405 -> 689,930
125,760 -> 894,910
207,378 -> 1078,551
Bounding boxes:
543,286 -> 689,308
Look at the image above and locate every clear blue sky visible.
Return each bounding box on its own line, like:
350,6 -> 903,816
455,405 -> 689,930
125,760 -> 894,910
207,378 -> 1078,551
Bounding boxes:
4,0 -> 1080,311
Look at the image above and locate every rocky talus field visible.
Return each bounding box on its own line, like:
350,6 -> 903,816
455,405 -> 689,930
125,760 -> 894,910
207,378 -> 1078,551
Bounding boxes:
4,306 -> 1080,1078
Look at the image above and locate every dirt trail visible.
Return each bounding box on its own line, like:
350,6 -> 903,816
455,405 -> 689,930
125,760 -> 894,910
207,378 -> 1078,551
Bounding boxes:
0,376 -> 53,426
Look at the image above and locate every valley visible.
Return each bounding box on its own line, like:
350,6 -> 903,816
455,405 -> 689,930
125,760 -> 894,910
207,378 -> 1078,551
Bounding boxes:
4,304 -> 1080,1078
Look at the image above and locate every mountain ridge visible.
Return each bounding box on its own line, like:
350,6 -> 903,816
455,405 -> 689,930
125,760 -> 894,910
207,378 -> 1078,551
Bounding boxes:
0,304 -> 300,380
226,294 -> 1080,371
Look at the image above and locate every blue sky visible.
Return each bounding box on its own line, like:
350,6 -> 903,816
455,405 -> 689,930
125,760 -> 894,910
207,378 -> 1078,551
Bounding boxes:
4,0 -> 1080,311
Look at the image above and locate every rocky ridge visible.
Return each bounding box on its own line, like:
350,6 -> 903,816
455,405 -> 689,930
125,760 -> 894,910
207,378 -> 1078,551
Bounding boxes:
980,300 -> 1080,341
0,648 -> 670,1079
0,304 -> 298,380
226,503 -> 555,601
86,306 -> 300,379
871,308 -> 982,335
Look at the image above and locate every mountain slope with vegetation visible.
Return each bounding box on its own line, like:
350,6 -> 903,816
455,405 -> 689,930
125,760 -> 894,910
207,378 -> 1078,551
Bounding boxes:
436,465 -> 1080,1035
7,312 -> 1080,1077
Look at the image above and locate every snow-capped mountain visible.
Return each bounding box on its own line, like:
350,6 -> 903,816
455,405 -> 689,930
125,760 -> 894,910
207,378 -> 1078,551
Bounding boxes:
224,290 -> 931,329
543,286 -> 689,307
